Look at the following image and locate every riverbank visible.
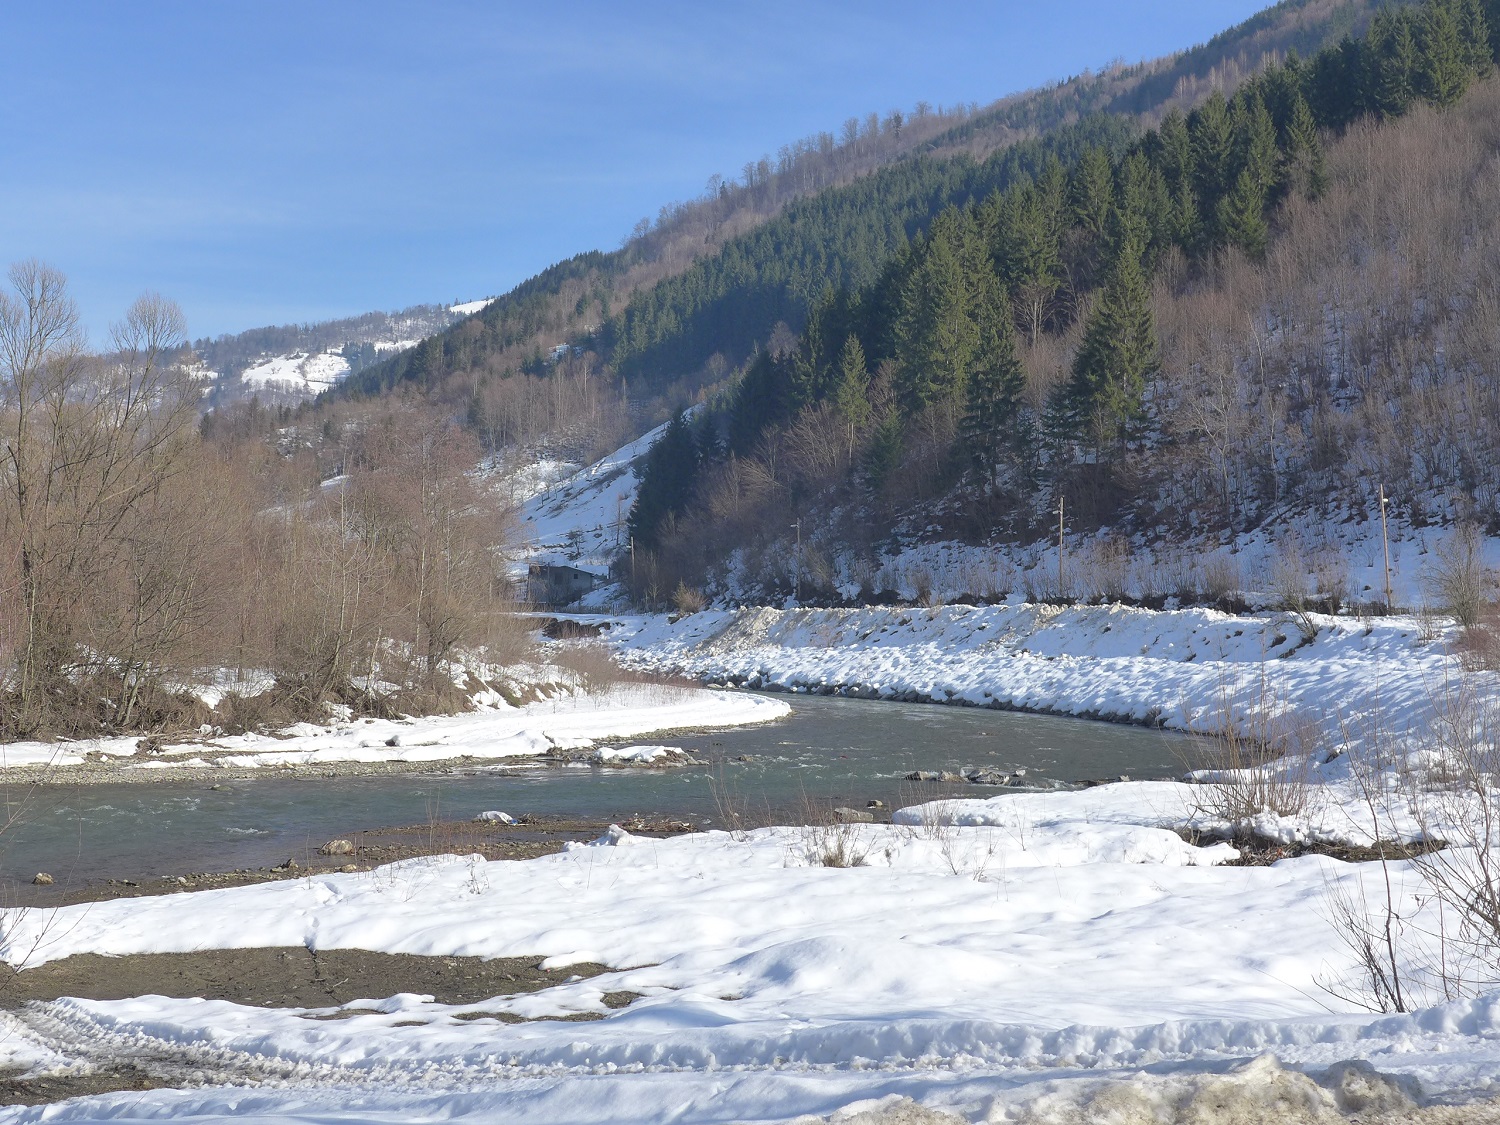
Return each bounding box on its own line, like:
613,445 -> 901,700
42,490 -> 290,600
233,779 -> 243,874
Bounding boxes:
601,603 -> 1484,754
0,683 -> 789,782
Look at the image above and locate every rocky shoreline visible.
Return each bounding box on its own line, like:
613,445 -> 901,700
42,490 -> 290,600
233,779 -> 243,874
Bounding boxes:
0,741 -> 709,788
9,814 -> 702,909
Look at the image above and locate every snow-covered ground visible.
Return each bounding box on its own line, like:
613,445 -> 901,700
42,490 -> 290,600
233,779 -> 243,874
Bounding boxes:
603,602 -> 1481,755
240,349 -> 352,392
2,599 -> 1499,1117
3,782 -> 1499,1121
846,517 -> 1500,614
514,418 -> 670,579
447,297 -> 496,317
0,683 -> 787,772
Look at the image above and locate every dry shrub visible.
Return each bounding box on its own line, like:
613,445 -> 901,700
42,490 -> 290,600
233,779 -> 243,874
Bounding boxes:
673,582 -> 707,615
1078,535 -> 1132,603
1456,603 -> 1500,671
1181,673 -> 1315,824
1426,524 -> 1492,629
1201,552 -> 1242,604
957,557 -> 1015,602
549,643 -> 624,694
1405,676 -> 1500,986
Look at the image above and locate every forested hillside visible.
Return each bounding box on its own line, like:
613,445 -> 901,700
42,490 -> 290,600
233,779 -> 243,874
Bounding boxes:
335,0 -> 1413,471
625,0 -> 1500,605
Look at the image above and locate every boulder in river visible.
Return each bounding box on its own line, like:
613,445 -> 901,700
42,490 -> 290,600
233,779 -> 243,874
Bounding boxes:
31,872 -> 53,886
318,839 -> 356,856
833,807 -> 875,823
474,810 -> 517,824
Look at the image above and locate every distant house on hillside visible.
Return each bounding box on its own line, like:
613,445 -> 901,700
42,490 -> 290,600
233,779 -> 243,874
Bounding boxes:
528,563 -> 596,606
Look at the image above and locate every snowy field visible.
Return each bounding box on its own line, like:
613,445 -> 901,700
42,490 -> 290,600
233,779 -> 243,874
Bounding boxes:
240,350 -> 352,392
2,781 -> 1500,1121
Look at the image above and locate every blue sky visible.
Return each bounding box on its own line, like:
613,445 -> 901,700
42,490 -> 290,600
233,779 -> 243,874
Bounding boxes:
2,1 -> 1269,340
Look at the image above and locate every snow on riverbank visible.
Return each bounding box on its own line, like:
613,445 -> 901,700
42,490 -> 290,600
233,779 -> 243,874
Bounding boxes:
604,602 -> 1480,752
1,790 -> 1498,1120
0,684 -> 788,774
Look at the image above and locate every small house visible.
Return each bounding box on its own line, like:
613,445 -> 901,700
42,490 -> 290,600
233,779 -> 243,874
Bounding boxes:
528,563 -> 596,606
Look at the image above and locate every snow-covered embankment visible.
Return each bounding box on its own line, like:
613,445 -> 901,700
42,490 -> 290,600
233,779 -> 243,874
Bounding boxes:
609,602 -> 1470,747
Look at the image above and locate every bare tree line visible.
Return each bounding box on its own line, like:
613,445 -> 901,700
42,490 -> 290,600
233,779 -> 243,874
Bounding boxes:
0,262 -> 520,740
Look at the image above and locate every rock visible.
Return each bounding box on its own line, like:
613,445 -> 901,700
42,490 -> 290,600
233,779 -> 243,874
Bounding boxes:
385,735 -> 401,747
966,769 -> 1011,785
318,839 -> 355,856
339,864 -> 359,874
905,771 -> 942,782
273,858 -> 299,871
866,799 -> 886,809
939,771 -> 965,783
31,872 -> 53,886
474,810 -> 517,824
1318,1059 -> 1419,1113
833,807 -> 875,823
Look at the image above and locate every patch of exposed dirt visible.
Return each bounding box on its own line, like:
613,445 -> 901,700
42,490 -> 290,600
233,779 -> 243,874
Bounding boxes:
0,1064 -> 168,1108
1180,828 -> 1447,867
0,947 -> 616,1009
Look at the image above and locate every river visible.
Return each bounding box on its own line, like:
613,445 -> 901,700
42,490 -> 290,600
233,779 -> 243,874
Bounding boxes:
0,693 -> 1192,896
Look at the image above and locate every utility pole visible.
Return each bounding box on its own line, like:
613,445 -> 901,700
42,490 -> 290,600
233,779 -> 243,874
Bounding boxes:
1056,495 -> 1066,600
1379,484 -> 1393,613
792,519 -> 802,604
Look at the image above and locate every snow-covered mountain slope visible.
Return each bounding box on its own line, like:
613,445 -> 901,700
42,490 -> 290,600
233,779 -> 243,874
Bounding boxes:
240,349 -> 351,393
195,298 -> 496,408
513,419 -> 671,577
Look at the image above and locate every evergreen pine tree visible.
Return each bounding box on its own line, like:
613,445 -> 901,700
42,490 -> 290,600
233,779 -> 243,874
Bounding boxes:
1485,0 -> 1500,60
1372,11 -> 1419,116
832,334 -> 871,462
1281,88 -> 1329,200
995,183 -> 1061,345
892,217 -> 979,410
960,269 -> 1027,482
1416,0 -> 1472,106
863,413 -> 904,488
1232,88 -> 1282,200
1112,153 -> 1160,266
1308,36 -> 1365,128
1190,92 -> 1235,242
1070,147 -> 1116,246
1050,239 -> 1158,453
1453,0 -> 1494,72
628,411 -> 701,548
1216,168 -> 1270,260
1152,110 -> 1196,196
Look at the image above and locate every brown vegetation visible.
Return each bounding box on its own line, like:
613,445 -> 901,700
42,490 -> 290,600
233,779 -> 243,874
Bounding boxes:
0,264 -> 522,740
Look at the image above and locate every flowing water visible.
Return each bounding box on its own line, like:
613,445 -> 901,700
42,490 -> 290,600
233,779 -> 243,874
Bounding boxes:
0,694 -> 1191,894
